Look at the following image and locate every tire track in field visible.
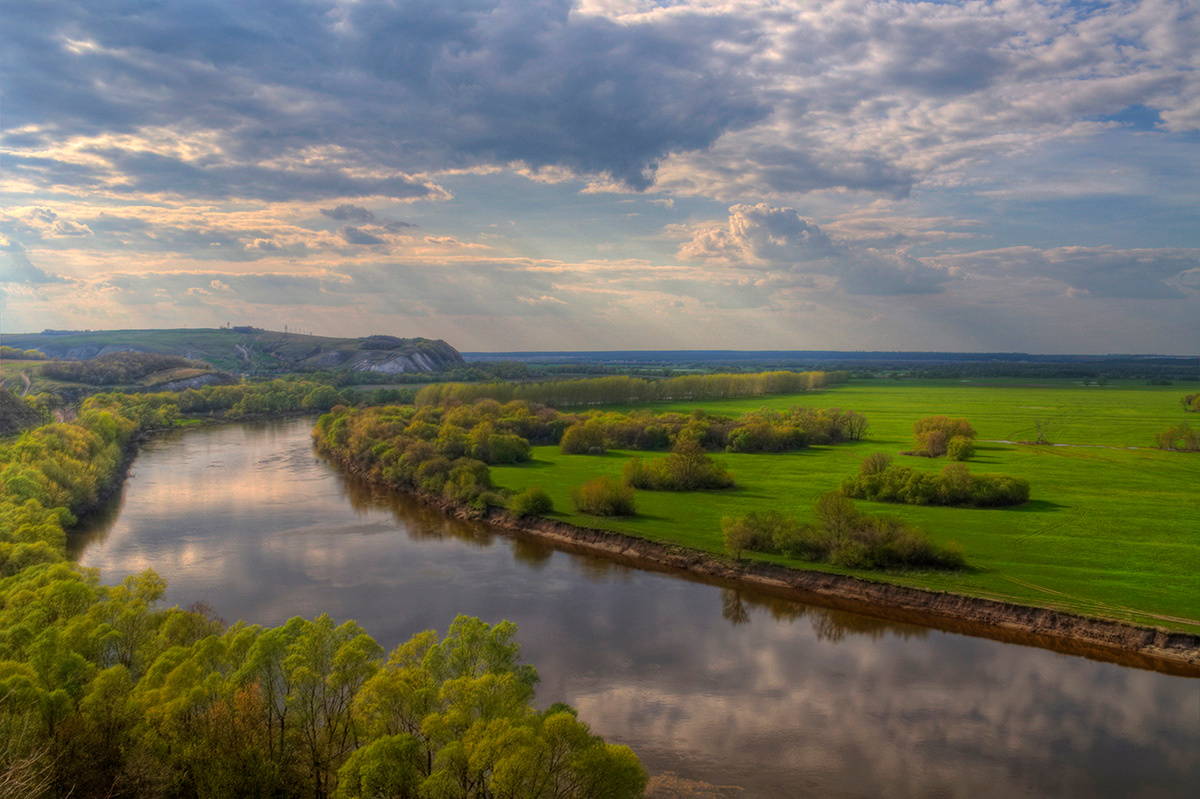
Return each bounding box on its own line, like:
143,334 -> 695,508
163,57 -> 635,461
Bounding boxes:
1015,507 -> 1090,544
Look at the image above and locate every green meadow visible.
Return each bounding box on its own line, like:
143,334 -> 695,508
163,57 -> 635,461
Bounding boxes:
491,379 -> 1200,632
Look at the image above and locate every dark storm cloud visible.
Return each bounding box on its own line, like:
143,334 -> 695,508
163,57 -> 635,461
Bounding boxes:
0,0 -> 767,198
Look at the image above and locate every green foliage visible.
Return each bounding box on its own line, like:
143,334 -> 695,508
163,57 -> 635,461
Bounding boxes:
910,416 -> 977,457
571,477 -> 636,516
302,385 -> 344,410
560,419 -> 608,454
509,486 -> 553,518
82,377 -> 361,422
1155,422 -> 1200,452
416,369 -> 847,408
860,452 -> 893,475
946,435 -> 975,461
319,400 -> 863,515
623,438 -> 735,491
0,400 -> 644,796
722,511 -> 800,560
1181,393 -> 1200,412
724,494 -> 964,570
841,460 -> 1029,507
40,351 -> 205,385
0,346 -> 47,360
489,379 -> 1200,630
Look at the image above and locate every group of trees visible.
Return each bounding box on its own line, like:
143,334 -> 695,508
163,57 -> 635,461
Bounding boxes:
622,439 -> 735,492
414,370 -> 847,408
0,395 -> 646,797
0,346 -> 47,360
317,400 -> 869,517
558,406 -> 867,456
40,352 -> 206,386
1154,423 -> 1199,452
85,378 -> 364,421
1181,393 -> 1200,413
313,401 -> 553,512
840,454 -> 1030,507
905,416 -> 977,459
722,493 -> 964,571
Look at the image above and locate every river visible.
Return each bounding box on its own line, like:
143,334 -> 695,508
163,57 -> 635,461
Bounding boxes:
71,417 -> 1199,798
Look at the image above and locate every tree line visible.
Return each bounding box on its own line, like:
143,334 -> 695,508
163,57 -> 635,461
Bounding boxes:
414,370 -> 847,408
0,398 -> 646,797
313,400 -> 869,515
0,346 -> 47,361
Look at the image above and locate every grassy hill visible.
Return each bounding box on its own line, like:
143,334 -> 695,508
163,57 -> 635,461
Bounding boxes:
4,328 -> 463,375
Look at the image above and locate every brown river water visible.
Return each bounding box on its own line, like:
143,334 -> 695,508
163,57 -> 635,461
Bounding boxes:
70,417 -> 1199,798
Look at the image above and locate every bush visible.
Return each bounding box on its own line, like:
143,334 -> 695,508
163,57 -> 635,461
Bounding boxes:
860,452 -> 893,475
911,416 -> 976,457
571,476 -> 636,516
722,511 -> 803,560
1182,393 -> 1200,412
914,430 -> 948,457
722,493 -> 964,571
841,461 -> 1029,507
946,435 -> 975,461
622,439 -> 735,491
510,486 -> 554,518
560,421 -> 606,454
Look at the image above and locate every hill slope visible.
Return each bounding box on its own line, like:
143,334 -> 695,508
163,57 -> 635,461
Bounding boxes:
5,329 -> 463,375
0,389 -> 41,436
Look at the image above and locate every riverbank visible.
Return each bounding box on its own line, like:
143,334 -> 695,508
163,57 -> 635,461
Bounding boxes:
321,448 -> 1200,676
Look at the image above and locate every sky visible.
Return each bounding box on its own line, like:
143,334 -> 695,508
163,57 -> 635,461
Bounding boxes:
1,0 -> 1197,353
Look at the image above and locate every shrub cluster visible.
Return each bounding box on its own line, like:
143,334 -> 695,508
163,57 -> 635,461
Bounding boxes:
1155,422 -> 1199,452
907,416 -> 978,457
0,345 -> 47,360
416,369 -> 847,408
1181,393 -> 1200,413
723,493 -> 965,570
570,476 -> 636,516
558,405 -> 868,456
622,439 -> 735,491
509,486 -> 554,517
841,457 -> 1030,507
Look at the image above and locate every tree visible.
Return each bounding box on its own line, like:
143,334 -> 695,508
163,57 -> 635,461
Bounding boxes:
946,436 -> 975,461
844,411 -> 870,441
912,416 -> 975,457
722,517 -> 756,560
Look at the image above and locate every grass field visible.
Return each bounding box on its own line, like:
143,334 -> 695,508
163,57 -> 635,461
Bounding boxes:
491,379 -> 1200,632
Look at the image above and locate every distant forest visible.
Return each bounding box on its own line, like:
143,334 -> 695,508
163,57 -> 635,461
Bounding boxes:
465,351 -> 1199,382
